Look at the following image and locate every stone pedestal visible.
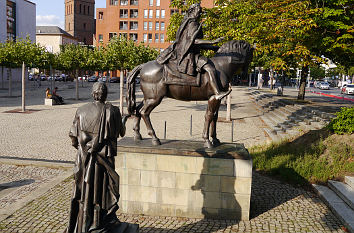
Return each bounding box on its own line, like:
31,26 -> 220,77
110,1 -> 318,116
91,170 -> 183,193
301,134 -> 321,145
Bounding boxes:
44,98 -> 54,106
116,138 -> 252,220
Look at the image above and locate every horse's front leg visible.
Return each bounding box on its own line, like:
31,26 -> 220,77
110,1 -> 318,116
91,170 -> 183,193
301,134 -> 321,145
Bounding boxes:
140,98 -> 163,146
210,101 -> 221,146
203,97 -> 220,148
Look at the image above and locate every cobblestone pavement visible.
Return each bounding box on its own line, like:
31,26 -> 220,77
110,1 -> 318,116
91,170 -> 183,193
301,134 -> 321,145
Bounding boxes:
0,164 -> 68,210
0,172 -> 346,232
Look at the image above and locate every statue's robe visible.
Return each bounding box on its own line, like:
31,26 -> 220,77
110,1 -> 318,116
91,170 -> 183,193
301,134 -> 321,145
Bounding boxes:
66,101 -> 125,233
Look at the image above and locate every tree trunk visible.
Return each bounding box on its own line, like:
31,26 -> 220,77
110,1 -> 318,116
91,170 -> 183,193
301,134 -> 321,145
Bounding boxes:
297,66 -> 309,100
120,70 -> 124,115
22,62 -> 26,112
270,67 -> 274,90
76,69 -> 79,100
1,66 -> 3,89
8,68 -> 12,97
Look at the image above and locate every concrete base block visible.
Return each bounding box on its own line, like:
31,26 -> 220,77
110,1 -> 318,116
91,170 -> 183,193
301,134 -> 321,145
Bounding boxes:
116,138 -> 252,220
44,98 -> 54,106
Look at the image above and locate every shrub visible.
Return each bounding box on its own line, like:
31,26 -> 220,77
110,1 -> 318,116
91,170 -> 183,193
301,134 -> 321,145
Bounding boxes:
328,107 -> 354,134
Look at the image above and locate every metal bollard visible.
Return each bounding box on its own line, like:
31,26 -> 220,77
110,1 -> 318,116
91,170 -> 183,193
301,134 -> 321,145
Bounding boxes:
164,121 -> 167,139
190,115 -> 192,136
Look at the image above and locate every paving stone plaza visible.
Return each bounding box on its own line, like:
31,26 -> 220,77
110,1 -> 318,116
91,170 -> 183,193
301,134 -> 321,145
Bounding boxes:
0,81 -> 352,232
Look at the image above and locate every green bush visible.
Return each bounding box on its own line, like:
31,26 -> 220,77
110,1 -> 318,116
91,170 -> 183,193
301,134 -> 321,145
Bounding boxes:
328,107 -> 354,134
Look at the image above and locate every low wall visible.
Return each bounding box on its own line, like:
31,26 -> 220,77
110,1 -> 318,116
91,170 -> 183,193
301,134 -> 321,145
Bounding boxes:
116,138 -> 252,220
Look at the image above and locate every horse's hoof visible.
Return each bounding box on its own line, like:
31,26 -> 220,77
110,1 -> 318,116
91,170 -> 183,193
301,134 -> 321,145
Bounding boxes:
212,138 -> 221,146
204,140 -> 213,148
152,138 -> 161,146
134,133 -> 143,141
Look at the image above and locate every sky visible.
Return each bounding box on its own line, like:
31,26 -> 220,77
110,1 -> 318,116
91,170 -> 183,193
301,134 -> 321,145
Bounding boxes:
32,0 -> 106,29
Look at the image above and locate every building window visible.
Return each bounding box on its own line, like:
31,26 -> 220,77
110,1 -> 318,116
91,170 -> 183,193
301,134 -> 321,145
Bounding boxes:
120,0 -> 128,6
109,32 -> 118,40
143,33 -> 147,42
155,33 -> 159,43
99,34 -> 103,42
130,33 -> 138,41
119,33 -> 127,39
156,10 -> 160,18
130,21 -> 138,30
148,34 -> 152,43
79,4 -> 82,14
171,9 -> 178,15
120,21 -> 128,30
99,12 -> 104,19
88,6 -> 90,15
110,0 -> 118,5
155,22 -> 159,30
148,22 -> 152,30
161,10 -> 165,18
161,22 -> 165,30
144,9 -> 148,18
143,22 -> 147,30
130,9 -> 138,18
120,9 -> 128,18
160,34 -> 164,43
83,23 -> 86,30
156,0 -> 160,6
84,5 -> 86,14
68,23 -> 71,31
149,0 -> 153,6
149,10 -> 153,18
130,0 -> 138,5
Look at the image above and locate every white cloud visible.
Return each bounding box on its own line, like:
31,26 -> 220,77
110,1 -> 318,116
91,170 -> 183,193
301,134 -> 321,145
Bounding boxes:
36,15 -> 64,29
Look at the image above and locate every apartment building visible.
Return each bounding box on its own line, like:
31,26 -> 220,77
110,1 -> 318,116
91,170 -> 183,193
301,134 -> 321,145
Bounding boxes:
96,0 -> 214,50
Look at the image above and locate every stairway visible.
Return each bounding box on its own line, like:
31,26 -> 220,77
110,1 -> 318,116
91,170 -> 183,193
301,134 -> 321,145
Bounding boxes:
248,90 -> 336,142
313,176 -> 354,233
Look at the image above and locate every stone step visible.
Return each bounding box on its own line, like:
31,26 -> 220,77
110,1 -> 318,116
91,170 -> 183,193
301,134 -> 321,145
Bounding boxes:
329,180 -> 354,210
346,176 -> 354,190
259,115 -> 286,135
313,184 -> 354,233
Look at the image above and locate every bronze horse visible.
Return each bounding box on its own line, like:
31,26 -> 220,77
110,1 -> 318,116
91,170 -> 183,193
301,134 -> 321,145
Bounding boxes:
126,40 -> 254,148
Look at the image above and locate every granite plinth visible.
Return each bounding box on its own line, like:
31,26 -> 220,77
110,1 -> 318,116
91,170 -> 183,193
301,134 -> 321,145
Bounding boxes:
116,138 -> 252,220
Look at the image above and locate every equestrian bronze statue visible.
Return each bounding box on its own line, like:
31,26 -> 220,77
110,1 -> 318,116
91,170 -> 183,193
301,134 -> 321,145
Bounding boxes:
126,4 -> 254,148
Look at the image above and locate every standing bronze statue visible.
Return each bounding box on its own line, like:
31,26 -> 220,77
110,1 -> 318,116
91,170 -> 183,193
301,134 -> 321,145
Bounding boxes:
65,82 -> 138,233
126,4 -> 254,148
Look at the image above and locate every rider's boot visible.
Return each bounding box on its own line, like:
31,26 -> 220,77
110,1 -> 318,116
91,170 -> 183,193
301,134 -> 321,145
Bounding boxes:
205,65 -> 231,100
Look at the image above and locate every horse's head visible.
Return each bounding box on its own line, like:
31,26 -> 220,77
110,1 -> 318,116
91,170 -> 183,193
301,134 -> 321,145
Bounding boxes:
215,40 -> 254,74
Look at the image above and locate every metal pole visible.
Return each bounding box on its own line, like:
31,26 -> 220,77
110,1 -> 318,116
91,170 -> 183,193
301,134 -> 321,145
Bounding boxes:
76,69 -> 79,100
8,68 -> 12,96
164,121 -> 166,139
190,115 -> 192,136
22,62 -> 25,112
226,93 -> 231,121
50,65 -> 53,92
231,120 -> 234,142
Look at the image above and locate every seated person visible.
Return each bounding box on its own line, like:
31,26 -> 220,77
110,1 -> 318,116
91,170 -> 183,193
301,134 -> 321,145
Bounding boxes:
52,87 -> 64,104
45,88 -> 52,99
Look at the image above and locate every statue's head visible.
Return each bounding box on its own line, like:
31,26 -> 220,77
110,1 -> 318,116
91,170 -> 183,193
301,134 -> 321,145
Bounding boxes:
92,82 -> 108,102
187,3 -> 202,19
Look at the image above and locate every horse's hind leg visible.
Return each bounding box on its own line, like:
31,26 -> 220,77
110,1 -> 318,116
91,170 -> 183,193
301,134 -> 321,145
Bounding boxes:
203,97 -> 221,148
210,101 -> 221,146
140,97 -> 163,146
133,102 -> 144,141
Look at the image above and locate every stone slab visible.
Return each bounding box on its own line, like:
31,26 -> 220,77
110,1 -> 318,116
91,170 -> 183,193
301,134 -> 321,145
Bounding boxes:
329,180 -> 354,210
44,98 -> 54,106
118,137 -> 250,159
346,176 -> 354,190
313,184 -> 354,233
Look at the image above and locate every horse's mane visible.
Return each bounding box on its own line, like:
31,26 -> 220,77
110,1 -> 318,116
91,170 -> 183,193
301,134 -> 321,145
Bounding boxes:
215,40 -> 253,63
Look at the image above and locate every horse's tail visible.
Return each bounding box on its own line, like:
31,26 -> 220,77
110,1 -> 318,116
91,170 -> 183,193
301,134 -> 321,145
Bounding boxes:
126,64 -> 142,116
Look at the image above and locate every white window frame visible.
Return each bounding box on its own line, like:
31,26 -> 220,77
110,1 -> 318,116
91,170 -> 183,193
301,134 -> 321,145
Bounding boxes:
143,21 -> 148,30
149,9 -> 153,18
143,33 -> 148,42
161,22 -> 165,30
156,10 -> 160,18
155,22 -> 159,30
156,0 -> 160,6
160,33 -> 164,43
144,9 -> 148,18
161,9 -> 165,18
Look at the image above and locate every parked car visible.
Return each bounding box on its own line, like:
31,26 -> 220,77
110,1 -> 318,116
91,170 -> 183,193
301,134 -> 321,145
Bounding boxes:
319,82 -> 330,90
47,76 -> 55,81
28,74 -> 34,81
341,84 -> 354,95
109,76 -> 119,83
55,76 -> 63,81
88,76 -> 98,82
98,76 -> 108,82
78,76 -> 88,81
40,75 -> 47,81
